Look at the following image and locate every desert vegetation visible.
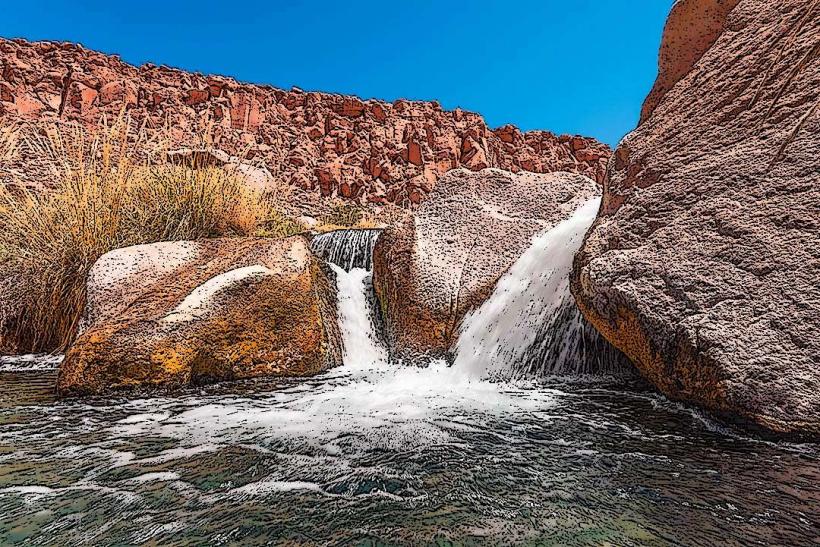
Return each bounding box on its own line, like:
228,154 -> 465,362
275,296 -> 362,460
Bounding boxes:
0,118 -> 305,353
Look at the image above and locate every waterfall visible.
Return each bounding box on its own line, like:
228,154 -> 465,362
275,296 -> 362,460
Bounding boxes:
310,229 -> 382,271
312,220 -> 629,382
310,228 -> 388,368
328,264 -> 388,370
453,197 -> 631,380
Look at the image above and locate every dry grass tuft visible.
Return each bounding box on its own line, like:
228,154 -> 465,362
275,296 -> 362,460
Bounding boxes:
256,209 -> 307,239
0,118 -> 298,353
312,200 -> 388,233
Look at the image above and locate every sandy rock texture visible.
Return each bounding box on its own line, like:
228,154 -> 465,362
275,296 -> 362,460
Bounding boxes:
0,38 -> 609,207
58,236 -> 342,395
373,167 -> 602,361
572,0 -> 820,436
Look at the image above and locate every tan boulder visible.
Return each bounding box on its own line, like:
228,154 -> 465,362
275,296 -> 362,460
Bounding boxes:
639,0 -> 741,123
572,0 -> 820,436
58,236 -> 342,395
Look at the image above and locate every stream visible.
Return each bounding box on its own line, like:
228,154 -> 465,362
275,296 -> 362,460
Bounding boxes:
1,210 -> 818,545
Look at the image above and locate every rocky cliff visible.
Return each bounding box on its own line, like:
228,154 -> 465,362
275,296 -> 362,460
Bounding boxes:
0,38 -> 610,207
572,0 -> 819,437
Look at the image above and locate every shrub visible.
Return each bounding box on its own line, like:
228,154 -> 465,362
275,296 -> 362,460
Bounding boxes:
256,208 -> 307,239
321,201 -> 365,227
314,200 -> 384,232
0,118 -> 282,353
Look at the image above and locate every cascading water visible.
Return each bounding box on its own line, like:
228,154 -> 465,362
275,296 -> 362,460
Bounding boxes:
328,264 -> 388,370
310,229 -> 382,271
453,197 -> 631,380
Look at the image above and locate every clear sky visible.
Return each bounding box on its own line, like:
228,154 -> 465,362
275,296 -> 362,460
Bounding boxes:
2,1 -> 673,146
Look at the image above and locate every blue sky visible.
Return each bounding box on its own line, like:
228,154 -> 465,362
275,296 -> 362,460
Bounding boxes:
2,1 -> 673,146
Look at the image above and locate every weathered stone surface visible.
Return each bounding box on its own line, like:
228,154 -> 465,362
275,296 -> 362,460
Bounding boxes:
572,0 -> 820,436
373,168 -> 600,361
58,236 -> 342,395
639,0 -> 742,123
0,38 -> 610,207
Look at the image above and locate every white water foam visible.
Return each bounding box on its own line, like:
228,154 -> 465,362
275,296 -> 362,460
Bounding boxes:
453,197 -> 602,379
329,264 -> 388,370
107,263 -> 557,454
0,353 -> 63,372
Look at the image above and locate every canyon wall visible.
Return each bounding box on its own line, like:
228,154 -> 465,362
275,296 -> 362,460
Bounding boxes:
0,38 -> 609,207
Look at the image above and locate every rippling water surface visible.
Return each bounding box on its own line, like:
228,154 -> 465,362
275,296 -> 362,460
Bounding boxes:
1,364 -> 818,546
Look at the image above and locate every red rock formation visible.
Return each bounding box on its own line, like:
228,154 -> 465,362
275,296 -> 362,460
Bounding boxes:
0,38 -> 610,207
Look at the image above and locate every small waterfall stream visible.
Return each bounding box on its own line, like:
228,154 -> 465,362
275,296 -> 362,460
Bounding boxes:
310,229 -> 382,271
452,197 -> 631,379
328,264 -> 388,370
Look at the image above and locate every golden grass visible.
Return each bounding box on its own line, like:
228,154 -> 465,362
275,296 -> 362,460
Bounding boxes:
0,118 -> 301,353
312,200 -> 398,233
256,209 -> 307,239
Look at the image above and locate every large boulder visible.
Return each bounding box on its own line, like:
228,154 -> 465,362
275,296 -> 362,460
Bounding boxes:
572,0 -> 820,436
373,167 -> 604,362
58,236 -> 342,395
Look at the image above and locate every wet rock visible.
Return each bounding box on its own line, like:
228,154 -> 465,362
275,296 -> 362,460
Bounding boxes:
571,0 -> 820,436
58,236 -> 342,396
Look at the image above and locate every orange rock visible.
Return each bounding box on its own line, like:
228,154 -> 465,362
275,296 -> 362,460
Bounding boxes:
370,103 -> 387,122
185,89 -> 209,105
407,140 -> 423,166
97,80 -> 137,107
0,81 -> 13,102
230,93 -> 261,131
68,82 -> 98,113
336,97 -> 366,117
14,93 -> 45,115
58,237 -> 342,395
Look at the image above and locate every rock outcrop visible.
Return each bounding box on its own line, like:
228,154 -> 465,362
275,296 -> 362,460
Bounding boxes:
373,168 -> 605,362
58,236 -> 342,395
0,38 -> 610,206
572,0 -> 820,436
